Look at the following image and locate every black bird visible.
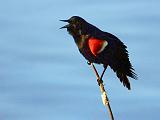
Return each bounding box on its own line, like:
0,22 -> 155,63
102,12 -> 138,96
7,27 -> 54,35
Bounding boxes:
60,16 -> 137,90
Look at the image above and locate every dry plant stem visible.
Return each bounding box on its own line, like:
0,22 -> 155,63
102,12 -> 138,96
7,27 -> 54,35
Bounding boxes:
90,63 -> 114,120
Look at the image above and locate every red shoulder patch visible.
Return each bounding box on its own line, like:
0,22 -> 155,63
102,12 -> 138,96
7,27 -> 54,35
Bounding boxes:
88,37 -> 108,56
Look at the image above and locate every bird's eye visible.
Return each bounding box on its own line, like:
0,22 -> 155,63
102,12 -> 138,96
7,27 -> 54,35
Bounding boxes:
72,24 -> 76,28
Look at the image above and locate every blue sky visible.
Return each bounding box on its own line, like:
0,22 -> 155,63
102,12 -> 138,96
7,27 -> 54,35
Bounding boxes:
0,0 -> 160,120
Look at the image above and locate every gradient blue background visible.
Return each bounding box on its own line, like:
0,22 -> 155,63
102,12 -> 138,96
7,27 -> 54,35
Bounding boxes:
0,0 -> 160,120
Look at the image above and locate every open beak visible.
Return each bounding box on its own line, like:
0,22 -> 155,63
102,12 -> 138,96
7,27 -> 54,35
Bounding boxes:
60,19 -> 70,29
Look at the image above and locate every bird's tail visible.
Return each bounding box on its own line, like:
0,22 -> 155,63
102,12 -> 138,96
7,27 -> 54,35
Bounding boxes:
108,39 -> 138,90
116,72 -> 131,90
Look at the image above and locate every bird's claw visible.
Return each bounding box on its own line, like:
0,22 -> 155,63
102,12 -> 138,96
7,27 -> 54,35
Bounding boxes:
97,78 -> 103,86
87,61 -> 91,65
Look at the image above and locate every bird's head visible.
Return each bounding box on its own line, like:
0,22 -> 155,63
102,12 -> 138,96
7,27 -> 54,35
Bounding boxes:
60,16 -> 86,36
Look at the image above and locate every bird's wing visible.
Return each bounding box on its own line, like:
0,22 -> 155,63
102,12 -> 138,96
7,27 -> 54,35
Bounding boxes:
102,32 -> 137,89
88,37 -> 108,56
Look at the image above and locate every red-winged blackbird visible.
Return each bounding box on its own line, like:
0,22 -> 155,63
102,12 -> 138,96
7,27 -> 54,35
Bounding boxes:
60,16 -> 137,90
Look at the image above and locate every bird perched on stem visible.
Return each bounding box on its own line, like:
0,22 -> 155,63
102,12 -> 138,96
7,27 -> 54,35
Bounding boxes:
60,16 -> 137,90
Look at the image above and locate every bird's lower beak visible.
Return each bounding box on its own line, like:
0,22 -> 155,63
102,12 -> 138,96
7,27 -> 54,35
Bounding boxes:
60,24 -> 69,29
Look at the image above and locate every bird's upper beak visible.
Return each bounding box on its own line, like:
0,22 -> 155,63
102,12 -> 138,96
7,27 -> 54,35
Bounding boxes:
60,19 -> 70,29
60,19 -> 69,22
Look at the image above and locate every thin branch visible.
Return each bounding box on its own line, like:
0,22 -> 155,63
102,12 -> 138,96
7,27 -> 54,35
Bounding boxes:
89,62 -> 114,120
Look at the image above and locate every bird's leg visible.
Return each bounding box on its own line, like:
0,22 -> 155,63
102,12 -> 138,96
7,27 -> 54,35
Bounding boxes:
100,66 -> 108,81
87,61 -> 101,85
87,62 -> 108,85
100,67 -> 107,80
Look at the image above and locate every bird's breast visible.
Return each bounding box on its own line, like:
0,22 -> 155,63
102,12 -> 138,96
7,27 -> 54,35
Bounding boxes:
75,35 -> 89,49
